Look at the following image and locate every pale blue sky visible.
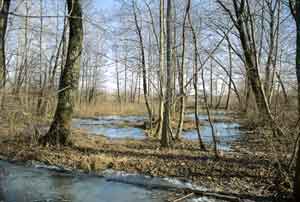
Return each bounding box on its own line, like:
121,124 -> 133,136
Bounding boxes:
94,0 -> 116,10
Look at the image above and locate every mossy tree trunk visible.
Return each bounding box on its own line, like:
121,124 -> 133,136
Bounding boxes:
40,0 -> 83,146
0,0 -> 10,88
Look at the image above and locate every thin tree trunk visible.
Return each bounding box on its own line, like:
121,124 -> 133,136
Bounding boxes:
155,0 -> 165,138
115,52 -> 121,104
225,37 -> 232,110
161,0 -> 173,148
208,53 -> 242,107
188,6 -> 206,150
175,0 -> 190,140
275,72 -> 288,105
201,68 -> 218,158
132,1 -> 152,124
124,43 -> 128,103
215,81 -> 225,109
210,59 -> 213,107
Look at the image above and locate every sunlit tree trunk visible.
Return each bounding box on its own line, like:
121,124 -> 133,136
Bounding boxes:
161,0 -> 173,148
155,0 -> 165,137
40,0 -> 83,146
175,0 -> 190,140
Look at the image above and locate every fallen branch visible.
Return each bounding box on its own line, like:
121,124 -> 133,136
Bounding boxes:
170,192 -> 194,202
181,188 -> 241,202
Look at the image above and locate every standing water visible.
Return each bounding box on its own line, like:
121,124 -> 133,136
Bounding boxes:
72,112 -> 242,150
0,160 -> 220,202
0,160 -> 169,202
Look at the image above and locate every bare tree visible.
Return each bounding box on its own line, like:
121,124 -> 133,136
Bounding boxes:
161,0 -> 173,148
132,0 -> 152,125
40,0 -> 83,146
188,3 -> 206,150
175,0 -> 190,140
155,0 -> 165,138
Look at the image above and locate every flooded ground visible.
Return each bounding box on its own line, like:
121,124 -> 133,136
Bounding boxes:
0,160 -> 170,202
73,111 -> 241,150
0,160 -> 220,202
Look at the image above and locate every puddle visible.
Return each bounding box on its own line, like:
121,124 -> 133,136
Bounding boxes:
72,112 -> 242,150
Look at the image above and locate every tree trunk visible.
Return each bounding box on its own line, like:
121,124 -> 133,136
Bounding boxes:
201,68 -> 218,158
132,1 -> 152,125
124,43 -> 128,103
275,72 -> 288,105
225,37 -> 232,110
155,0 -> 165,138
0,0 -> 10,88
0,0 -> 10,110
161,0 -> 173,148
175,0 -> 190,140
295,0 -> 300,115
188,7 -> 206,150
115,49 -> 121,104
218,0 -> 272,117
291,0 -> 300,200
40,0 -> 83,146
210,59 -> 213,107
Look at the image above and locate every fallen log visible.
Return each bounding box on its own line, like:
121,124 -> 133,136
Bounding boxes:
107,177 -> 244,202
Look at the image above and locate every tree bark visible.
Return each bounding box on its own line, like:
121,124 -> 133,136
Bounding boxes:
0,0 -> 10,88
155,0 -> 165,138
161,0 -> 173,148
175,0 -> 190,140
132,1 -> 152,125
40,0 -> 83,146
201,68 -> 218,158
188,7 -> 206,150
225,37 -> 232,110
290,0 -> 300,200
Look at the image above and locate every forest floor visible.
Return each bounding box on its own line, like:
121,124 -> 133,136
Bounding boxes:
0,111 -> 295,202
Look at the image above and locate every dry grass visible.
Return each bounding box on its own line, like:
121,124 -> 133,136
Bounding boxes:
74,101 -> 147,117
